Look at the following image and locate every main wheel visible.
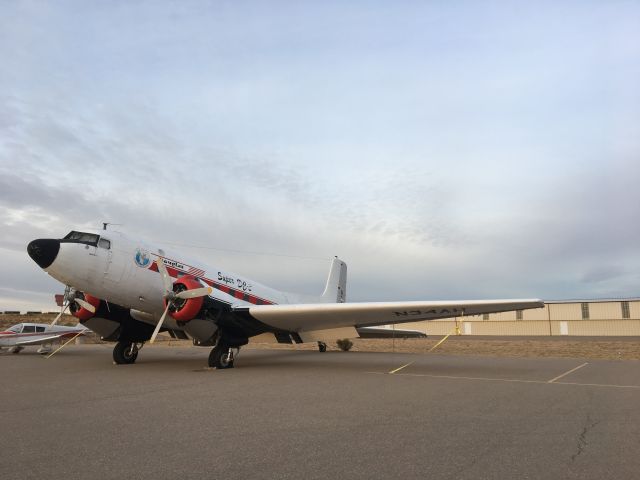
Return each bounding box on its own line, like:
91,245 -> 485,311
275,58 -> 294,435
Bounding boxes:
318,341 -> 327,353
113,341 -> 138,364
208,344 -> 234,369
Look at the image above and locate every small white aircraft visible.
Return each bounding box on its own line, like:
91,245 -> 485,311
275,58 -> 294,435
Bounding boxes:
27,229 -> 543,368
0,322 -> 88,354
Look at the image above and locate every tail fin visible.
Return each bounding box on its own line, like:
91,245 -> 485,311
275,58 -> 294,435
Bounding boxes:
320,257 -> 347,303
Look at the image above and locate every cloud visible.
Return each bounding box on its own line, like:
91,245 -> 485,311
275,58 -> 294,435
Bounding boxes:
582,265 -> 627,284
1,1 -> 640,310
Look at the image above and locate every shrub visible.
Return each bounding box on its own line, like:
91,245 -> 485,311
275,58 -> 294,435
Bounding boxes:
336,338 -> 353,351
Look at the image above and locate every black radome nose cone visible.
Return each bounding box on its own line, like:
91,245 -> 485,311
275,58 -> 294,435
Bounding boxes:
27,239 -> 60,269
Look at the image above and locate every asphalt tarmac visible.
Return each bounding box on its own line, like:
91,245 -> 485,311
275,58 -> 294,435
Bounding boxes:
2,345 -> 639,480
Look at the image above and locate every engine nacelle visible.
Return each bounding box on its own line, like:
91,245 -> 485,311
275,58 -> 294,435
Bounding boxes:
71,293 -> 101,321
164,276 -> 205,322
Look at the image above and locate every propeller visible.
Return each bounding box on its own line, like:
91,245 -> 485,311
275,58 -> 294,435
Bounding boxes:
149,257 -> 212,344
74,297 -> 96,313
50,303 -> 69,327
51,288 -> 97,327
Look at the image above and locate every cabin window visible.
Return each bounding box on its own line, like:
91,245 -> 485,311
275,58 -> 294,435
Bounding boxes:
98,238 -> 111,249
22,325 -> 36,333
62,231 -> 100,246
516,310 -> 523,320
482,313 -> 489,320
36,326 -> 46,332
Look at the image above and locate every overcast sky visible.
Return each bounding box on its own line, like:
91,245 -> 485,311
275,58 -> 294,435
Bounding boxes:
1,1 -> 639,311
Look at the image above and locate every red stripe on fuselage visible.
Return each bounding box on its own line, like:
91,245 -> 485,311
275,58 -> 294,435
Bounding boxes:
0,331 -> 85,339
147,258 -> 275,305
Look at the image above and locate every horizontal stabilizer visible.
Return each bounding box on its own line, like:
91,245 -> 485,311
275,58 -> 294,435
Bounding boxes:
298,326 -> 359,343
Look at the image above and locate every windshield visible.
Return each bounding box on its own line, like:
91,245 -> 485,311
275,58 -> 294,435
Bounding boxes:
62,231 -> 100,246
8,324 -> 22,333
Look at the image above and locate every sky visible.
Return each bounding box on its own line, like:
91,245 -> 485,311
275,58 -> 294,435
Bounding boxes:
1,1 -> 639,311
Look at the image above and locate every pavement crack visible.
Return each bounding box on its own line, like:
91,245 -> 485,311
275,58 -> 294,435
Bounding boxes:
571,415 -> 600,462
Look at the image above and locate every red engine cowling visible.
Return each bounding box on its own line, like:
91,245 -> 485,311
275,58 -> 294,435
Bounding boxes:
72,294 -> 101,321
164,276 -> 205,322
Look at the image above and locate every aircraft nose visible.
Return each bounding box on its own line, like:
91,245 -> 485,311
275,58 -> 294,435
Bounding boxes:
27,239 -> 60,269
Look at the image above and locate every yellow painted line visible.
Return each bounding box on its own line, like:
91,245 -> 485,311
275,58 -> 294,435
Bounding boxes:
428,332 -> 454,352
388,361 -> 414,374
374,371 -> 543,384
551,381 -> 640,389
389,328 -> 458,374
366,371 -> 640,389
547,362 -> 589,383
44,333 -> 83,359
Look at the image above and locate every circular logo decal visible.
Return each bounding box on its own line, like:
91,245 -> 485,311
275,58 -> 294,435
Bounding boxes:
134,248 -> 151,268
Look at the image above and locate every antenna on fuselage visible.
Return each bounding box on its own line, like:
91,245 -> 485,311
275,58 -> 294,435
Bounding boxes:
102,222 -> 122,231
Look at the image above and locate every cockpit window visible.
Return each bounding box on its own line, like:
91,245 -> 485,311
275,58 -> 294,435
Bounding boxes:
62,231 -> 100,246
98,238 -> 111,249
8,324 -> 22,333
22,325 -> 36,333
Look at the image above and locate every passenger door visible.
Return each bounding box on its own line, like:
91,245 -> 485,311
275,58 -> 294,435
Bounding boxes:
100,235 -> 130,287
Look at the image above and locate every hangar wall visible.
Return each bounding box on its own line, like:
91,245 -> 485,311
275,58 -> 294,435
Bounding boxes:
397,299 -> 640,336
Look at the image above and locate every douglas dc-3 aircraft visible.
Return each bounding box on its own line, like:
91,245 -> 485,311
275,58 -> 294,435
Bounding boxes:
0,322 -> 88,354
27,229 -> 543,368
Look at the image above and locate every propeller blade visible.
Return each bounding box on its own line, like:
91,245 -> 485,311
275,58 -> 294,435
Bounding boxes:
74,297 -> 96,313
50,303 -> 69,327
175,286 -> 213,300
156,257 -> 173,292
149,302 -> 172,344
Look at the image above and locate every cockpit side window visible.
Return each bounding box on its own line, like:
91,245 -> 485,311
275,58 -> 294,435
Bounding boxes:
36,326 -> 46,333
22,325 -> 36,333
62,231 -> 100,247
98,238 -> 111,249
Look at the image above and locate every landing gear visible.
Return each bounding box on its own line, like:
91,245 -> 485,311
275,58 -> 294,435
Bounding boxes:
113,341 -> 141,365
318,341 -> 327,353
8,346 -> 24,354
37,345 -> 52,355
208,342 -> 236,369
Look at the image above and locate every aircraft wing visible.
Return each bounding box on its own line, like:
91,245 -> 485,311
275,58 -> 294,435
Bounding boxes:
15,332 -> 82,346
235,299 -> 544,333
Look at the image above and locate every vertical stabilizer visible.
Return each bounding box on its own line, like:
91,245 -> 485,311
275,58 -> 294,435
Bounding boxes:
320,257 -> 347,303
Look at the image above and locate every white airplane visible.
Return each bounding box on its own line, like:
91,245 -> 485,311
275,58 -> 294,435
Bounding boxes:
27,229 -> 543,368
0,322 -> 88,354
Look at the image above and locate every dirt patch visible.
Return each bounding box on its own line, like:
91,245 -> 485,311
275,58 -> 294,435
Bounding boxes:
3,314 -> 637,360
0,313 -> 78,329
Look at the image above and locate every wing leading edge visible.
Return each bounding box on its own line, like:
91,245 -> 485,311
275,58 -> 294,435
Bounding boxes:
235,299 -> 544,333
15,333 -> 78,346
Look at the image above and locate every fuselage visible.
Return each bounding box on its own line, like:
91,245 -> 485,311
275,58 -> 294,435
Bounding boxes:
28,229 -> 289,330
